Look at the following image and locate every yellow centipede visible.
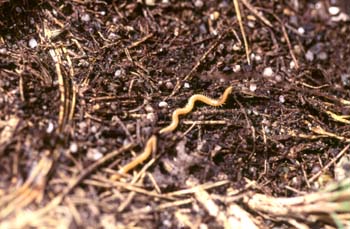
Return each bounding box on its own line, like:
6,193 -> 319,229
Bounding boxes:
159,86 -> 233,134
112,86 -> 232,180
111,135 -> 157,180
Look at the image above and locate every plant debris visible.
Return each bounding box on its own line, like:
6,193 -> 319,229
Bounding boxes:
1,0 -> 350,228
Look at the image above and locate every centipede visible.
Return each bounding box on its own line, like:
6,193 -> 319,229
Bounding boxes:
112,86 -> 232,179
159,86 -> 233,134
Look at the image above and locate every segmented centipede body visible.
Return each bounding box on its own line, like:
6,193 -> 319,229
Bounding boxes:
159,86 -> 233,134
113,86 -> 232,179
111,135 -> 157,180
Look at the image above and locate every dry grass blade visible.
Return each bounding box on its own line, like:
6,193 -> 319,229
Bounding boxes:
0,156 -> 53,219
233,0 -> 250,65
245,179 -> 350,227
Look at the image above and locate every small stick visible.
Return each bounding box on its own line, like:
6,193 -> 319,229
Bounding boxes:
240,0 -> 273,28
308,144 -> 350,183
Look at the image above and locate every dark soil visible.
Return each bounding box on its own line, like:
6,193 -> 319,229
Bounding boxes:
1,0 -> 350,228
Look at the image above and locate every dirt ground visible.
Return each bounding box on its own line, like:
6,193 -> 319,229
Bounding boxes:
1,0 -> 350,228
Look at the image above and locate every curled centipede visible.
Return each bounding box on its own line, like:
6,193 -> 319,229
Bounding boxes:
112,86 -> 233,179
159,86 -> 233,134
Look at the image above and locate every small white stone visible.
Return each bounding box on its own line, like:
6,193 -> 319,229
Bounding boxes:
184,82 -> 190,88
146,112 -> 156,122
263,67 -> 274,77
289,61 -> 296,69
254,55 -> 262,63
28,38 -> 38,48
233,64 -> 241,72
91,125 -> 98,133
69,142 -> 78,153
145,0 -> 155,6
247,21 -> 255,28
305,50 -> 314,61
275,75 -> 282,82
114,69 -> 122,77
145,105 -> 154,113
100,11 -> 106,16
165,81 -> 173,89
279,95 -> 285,103
87,148 -> 103,161
46,122 -> 54,133
297,27 -> 305,35
328,6 -> 340,15
158,101 -> 168,108
194,0 -> 203,8
0,48 -> 7,54
317,52 -> 328,60
249,83 -> 257,92
81,13 -> 90,22
232,44 -> 241,51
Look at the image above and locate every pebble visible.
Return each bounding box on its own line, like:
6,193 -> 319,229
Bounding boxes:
297,27 -> 305,35
87,148 -> 103,161
69,142 -> 78,153
114,69 -> 122,77
46,122 -> 54,133
328,6 -> 340,15
145,0 -> 155,6
262,67 -> 274,77
165,81 -> 173,89
232,64 -> 241,72
194,0 -> 203,8
91,125 -> 98,133
317,52 -> 328,60
28,38 -> 38,48
341,74 -> 350,86
0,48 -> 7,54
249,83 -> 257,92
158,101 -> 168,108
184,82 -> 190,88
146,112 -> 156,122
81,13 -> 90,22
247,21 -> 255,28
289,61 -> 296,69
275,75 -> 283,82
279,95 -> 285,103
305,50 -> 314,61
232,44 -> 241,51
254,54 -> 262,63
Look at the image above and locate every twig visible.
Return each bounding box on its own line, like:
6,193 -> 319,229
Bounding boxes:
308,144 -> 350,183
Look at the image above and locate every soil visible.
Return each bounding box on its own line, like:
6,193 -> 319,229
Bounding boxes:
1,0 -> 350,228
